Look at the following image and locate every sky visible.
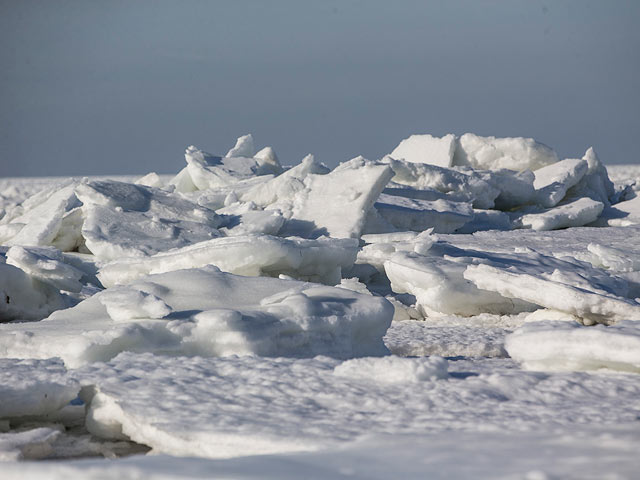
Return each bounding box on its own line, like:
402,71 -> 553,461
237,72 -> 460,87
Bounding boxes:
1,0 -> 639,177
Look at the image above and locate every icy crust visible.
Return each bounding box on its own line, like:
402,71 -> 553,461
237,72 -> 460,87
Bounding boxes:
389,133 -> 456,167
0,428 -> 62,461
0,266 -> 393,367
0,358 -> 80,418
71,352 -> 640,459
3,429 -> 639,479
98,235 -> 358,287
506,321 -> 640,373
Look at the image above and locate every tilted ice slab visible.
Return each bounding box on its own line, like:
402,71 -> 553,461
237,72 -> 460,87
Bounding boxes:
0,358 -> 80,418
533,158 -> 589,207
517,197 -> 604,231
505,320 -> 640,373
565,147 -> 615,206
0,262 -> 69,322
464,263 -> 640,325
282,156 -> 393,239
452,133 -> 559,172
70,352 -> 640,459
384,251 -> 535,317
76,180 -> 223,260
98,234 -> 358,287
170,136 -> 282,192
0,181 -> 82,249
385,241 -> 630,318
373,194 -> 473,234
389,133 -> 456,167
0,266 -> 392,367
6,246 -> 85,293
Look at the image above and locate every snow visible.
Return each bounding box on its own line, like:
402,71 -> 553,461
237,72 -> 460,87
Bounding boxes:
1,134 -> 640,477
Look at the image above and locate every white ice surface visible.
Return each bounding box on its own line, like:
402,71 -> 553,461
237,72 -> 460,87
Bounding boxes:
389,133 -> 456,167
0,266 -> 392,367
0,358 -> 79,418
452,133 -> 559,171
67,351 -> 640,461
506,320 -> 640,372
98,234 -> 358,287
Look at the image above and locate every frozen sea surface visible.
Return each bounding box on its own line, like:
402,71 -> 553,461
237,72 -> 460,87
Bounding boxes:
1,136 -> 640,478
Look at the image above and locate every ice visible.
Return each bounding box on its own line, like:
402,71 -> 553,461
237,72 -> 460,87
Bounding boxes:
76,180 -> 223,260
517,197 -> 604,231
373,194 -> 473,233
215,202 -> 285,236
225,133 -> 255,158
3,429 -> 640,479
464,263 -> 640,325
385,158 -> 500,209
134,172 -> 164,188
533,158 -> 589,207
0,428 -> 61,461
0,262 -> 68,321
6,246 -> 84,292
565,147 -> 616,205
253,146 -> 283,175
333,355 -> 448,383
384,251 -> 535,316
0,358 -> 79,418
282,156 -> 393,238
506,320 -> 640,373
389,133 -> 456,167
3,182 -> 80,247
98,234 -> 358,287
0,266 -> 392,366
67,352 -> 640,460
452,133 -> 559,171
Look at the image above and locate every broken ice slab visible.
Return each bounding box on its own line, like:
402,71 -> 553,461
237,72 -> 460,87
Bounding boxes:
0,358 -> 79,418
98,234 -> 358,287
388,133 -> 456,167
516,197 -> 604,231
0,266 -> 393,367
464,263 -> 640,325
452,133 -> 559,172
533,158 -> 589,208
280,156 -> 393,239
373,194 -> 473,234
76,180 -> 223,260
505,320 -> 640,373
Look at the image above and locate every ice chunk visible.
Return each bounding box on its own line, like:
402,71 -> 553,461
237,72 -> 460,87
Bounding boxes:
454,209 -> 512,233
389,133 -> 456,167
135,172 -> 165,188
254,146 -> 283,175
6,246 -> 84,292
452,133 -> 559,171
0,266 -> 393,366
5,182 -> 80,247
533,158 -> 589,207
506,320 -> 640,373
76,180 -> 222,260
0,358 -> 79,418
565,147 -> 616,205
333,356 -> 448,383
464,263 -> 640,325
385,158 -> 500,209
517,197 -> 604,231
225,134 -> 255,158
282,157 -> 393,238
373,194 -> 473,233
241,154 -> 329,208
98,235 -> 358,287
99,287 -> 172,322
0,428 -> 61,461
0,262 -> 68,322
384,252 -> 534,316
587,242 -> 640,272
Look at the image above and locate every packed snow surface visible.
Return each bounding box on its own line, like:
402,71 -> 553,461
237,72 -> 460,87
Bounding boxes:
1,134 -> 640,478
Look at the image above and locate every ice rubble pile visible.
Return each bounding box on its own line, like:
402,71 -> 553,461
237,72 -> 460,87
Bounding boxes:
1,132 -> 639,373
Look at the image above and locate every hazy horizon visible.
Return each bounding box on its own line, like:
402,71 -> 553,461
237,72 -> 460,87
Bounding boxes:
1,0 -> 639,177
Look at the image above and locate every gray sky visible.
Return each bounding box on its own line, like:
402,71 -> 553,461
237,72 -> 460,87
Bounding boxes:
1,0 -> 639,176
